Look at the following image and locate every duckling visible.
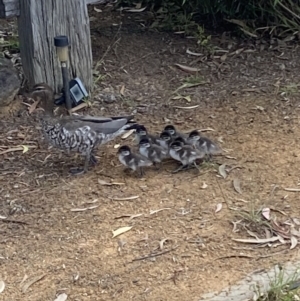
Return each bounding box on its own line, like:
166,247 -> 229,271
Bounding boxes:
135,125 -> 161,145
30,83 -> 137,175
187,130 -> 222,160
159,130 -> 173,150
169,140 -> 205,173
164,125 -> 188,141
138,137 -> 168,169
118,145 -> 152,177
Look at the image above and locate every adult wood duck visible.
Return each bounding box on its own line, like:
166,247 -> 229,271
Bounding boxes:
30,83 -> 137,175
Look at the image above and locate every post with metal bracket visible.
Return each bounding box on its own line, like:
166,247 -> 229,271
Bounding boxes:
54,35 -> 72,112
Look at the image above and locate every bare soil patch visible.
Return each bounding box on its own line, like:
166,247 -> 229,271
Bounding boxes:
1,7 -> 300,301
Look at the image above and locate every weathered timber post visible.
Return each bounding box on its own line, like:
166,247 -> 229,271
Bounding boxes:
18,0 -> 93,93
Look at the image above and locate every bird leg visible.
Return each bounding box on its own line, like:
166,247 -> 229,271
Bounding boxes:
138,167 -> 145,178
193,161 -> 201,173
153,162 -> 161,170
171,164 -> 188,173
90,154 -> 98,165
205,154 -> 212,162
69,152 -> 90,175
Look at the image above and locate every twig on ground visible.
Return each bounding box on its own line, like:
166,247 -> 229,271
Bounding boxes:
131,245 -> 179,262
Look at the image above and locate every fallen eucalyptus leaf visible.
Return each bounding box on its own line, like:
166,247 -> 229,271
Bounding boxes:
22,145 -> 29,153
150,208 -> 171,215
120,85 -> 125,95
159,238 -> 169,250
54,293 -> 68,301
232,236 -> 280,244
110,196 -> 139,201
233,178 -> 242,194
218,164 -> 227,179
262,208 -> 271,220
112,226 -> 133,238
247,230 -> 259,240
201,182 -> 208,189
121,129 -> 135,139
98,179 -> 125,186
290,236 -> 298,250
93,7 -> 102,13
173,82 -> 207,94
284,188 -> 300,192
290,227 -> 300,237
70,205 -> 99,212
186,49 -> 203,56
173,105 -> 199,110
215,203 -> 223,213
183,95 -> 191,102
21,274 -> 46,293
28,99 -> 41,114
125,7 -> 146,12
220,53 -> 227,62
174,63 -> 200,73
172,95 -> 184,100
0,280 -> 5,294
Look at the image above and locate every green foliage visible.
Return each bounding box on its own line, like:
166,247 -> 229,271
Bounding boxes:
118,0 -> 300,39
255,266 -> 300,301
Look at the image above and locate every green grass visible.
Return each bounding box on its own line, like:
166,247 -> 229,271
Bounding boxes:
255,266 -> 300,301
0,35 -> 20,52
117,0 -> 300,40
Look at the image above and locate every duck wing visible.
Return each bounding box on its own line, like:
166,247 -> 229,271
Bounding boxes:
59,115 -> 135,135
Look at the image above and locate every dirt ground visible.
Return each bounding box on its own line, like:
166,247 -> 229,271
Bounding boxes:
1,6 -> 300,301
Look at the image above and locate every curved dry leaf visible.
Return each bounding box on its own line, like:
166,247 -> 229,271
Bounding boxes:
233,236 -> 280,244
22,145 -> 29,153
290,236 -> 298,250
174,63 -> 200,73
114,144 -> 120,149
125,7 -> 147,12
215,203 -> 222,213
183,95 -> 191,102
110,196 -> 139,201
70,205 -> 99,212
218,164 -> 227,179
201,182 -> 208,189
28,99 -> 40,114
220,53 -> 227,62
98,179 -> 125,186
233,178 -> 242,194
262,208 -> 271,220
54,293 -> 68,301
284,188 -> 300,192
122,129 -> 135,139
159,238 -> 169,250
173,105 -> 199,110
21,274 -> 46,293
290,227 -> 300,237
112,226 -> 132,238
94,7 -> 102,13
186,49 -> 203,56
0,280 -> 5,294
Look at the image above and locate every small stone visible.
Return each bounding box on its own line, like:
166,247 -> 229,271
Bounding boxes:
0,58 -> 20,107
95,92 -> 118,104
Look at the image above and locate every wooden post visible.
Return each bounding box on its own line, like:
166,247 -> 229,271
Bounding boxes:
17,0 -> 93,93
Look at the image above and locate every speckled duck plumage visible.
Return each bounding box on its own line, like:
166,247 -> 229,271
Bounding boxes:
31,83 -> 137,174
